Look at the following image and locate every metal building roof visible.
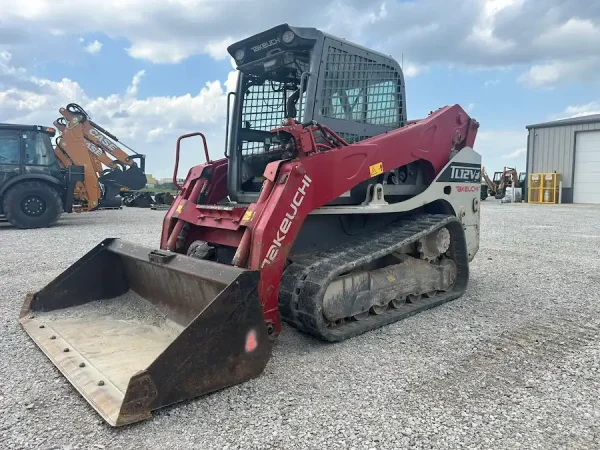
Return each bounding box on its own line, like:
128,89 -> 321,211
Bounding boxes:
526,113 -> 600,130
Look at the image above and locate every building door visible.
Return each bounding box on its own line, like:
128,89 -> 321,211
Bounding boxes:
573,130 -> 600,204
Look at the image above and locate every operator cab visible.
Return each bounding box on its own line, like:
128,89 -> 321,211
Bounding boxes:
0,124 -> 62,186
226,24 -> 410,205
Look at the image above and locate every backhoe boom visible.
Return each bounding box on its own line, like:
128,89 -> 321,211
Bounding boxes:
52,103 -> 147,209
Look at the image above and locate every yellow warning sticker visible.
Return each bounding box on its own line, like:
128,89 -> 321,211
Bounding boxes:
369,162 -> 384,177
176,204 -> 183,213
387,275 -> 396,282
242,210 -> 255,223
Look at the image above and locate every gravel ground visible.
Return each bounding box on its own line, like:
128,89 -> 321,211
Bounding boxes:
1,201 -> 600,450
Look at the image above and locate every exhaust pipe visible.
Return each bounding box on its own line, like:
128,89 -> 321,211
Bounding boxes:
19,238 -> 271,426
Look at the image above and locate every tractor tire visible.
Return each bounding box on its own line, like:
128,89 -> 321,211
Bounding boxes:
2,181 -> 63,229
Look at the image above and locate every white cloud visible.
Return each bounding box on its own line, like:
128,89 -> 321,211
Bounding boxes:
465,0 -> 520,56
84,40 -> 103,54
532,18 -> 600,53
563,102 -> 600,118
126,70 -> 145,97
0,51 -> 26,77
126,40 -> 199,64
517,57 -> 600,88
513,14 -> 600,87
2,0 -> 600,86
475,129 -> 528,171
503,147 -> 526,158
225,70 -> 239,94
403,62 -> 422,78
147,127 -> 164,142
1,1 -> 599,180
0,56 -> 237,178
549,102 -> 600,120
204,38 -> 236,61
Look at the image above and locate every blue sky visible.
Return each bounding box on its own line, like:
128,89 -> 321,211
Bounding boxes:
1,0 -> 599,179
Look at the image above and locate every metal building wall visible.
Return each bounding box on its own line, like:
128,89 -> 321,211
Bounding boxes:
526,121 -> 600,202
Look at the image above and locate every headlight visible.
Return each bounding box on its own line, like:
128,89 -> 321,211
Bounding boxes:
234,49 -> 245,61
282,30 -> 295,44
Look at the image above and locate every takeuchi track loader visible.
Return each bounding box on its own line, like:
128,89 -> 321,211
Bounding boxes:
19,24 -> 482,427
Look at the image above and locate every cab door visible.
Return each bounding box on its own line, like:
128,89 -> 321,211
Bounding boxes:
23,129 -> 59,176
0,129 -> 23,187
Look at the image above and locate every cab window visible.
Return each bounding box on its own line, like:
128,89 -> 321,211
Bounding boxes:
0,130 -> 21,164
23,131 -> 53,165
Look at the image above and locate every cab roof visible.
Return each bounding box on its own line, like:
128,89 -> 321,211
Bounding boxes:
0,123 -> 55,133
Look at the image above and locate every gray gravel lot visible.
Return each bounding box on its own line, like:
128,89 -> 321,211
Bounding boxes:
1,201 -> 600,449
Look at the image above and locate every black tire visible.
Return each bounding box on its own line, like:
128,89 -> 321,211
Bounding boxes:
3,181 -> 63,229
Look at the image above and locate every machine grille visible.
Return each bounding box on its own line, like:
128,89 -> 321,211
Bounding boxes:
320,46 -> 403,129
240,79 -> 306,156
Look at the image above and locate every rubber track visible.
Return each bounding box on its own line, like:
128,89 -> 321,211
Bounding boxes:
279,214 -> 470,342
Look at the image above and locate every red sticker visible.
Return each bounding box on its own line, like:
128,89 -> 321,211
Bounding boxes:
245,329 -> 258,353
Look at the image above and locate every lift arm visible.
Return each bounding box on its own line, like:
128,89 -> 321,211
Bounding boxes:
161,105 -> 480,335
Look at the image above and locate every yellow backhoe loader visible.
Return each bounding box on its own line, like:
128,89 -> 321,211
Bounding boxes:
53,104 -> 147,210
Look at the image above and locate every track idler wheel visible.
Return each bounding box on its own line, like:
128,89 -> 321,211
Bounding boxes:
371,304 -> 388,315
352,311 -> 369,321
418,227 -> 451,261
391,296 -> 407,309
407,294 -> 422,303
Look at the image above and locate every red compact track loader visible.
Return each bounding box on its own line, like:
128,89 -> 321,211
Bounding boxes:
19,24 -> 482,427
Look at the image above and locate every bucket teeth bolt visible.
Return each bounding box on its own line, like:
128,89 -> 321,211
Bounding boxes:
98,381 -> 105,386
50,335 -> 56,340
39,325 -> 45,328
63,348 -> 70,352
79,362 -> 86,368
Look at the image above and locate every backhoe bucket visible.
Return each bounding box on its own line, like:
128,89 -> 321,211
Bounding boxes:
19,239 -> 271,427
99,180 -> 123,206
99,164 -> 147,191
120,164 -> 148,190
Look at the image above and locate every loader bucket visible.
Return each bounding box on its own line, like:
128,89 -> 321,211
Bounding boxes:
19,239 -> 271,427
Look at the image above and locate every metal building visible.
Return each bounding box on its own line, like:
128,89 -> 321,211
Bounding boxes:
526,114 -> 600,204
